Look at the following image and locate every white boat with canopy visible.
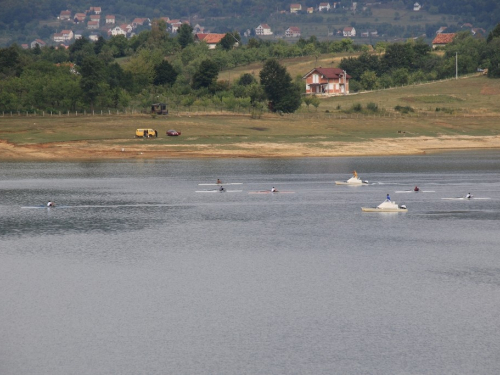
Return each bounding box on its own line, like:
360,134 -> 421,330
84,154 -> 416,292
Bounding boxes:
362,199 -> 408,212
335,171 -> 368,185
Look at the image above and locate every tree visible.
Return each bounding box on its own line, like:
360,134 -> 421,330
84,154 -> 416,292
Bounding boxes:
486,23 -> 500,43
154,60 -> 178,86
360,70 -> 378,90
191,59 -> 219,90
237,73 -> 256,86
79,55 -> 105,111
259,58 -> 301,113
177,23 -> 194,49
219,32 -> 240,51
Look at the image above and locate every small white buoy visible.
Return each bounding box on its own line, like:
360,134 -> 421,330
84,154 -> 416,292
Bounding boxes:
121,148 -> 125,152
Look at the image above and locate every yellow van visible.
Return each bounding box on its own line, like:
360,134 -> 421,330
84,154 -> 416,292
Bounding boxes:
136,129 -> 158,138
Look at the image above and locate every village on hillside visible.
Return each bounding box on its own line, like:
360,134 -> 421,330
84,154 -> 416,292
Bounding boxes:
23,2 -> 487,51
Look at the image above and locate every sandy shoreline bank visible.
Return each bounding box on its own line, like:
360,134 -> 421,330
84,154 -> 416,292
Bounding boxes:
1,135 -> 500,161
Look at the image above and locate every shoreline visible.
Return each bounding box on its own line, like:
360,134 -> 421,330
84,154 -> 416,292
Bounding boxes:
1,135 -> 500,161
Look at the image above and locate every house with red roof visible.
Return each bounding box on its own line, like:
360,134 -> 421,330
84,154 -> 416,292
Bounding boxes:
290,4 -> 302,13
105,15 -> 115,24
195,33 -> 227,49
302,67 -> 351,96
74,13 -> 86,23
59,10 -> 72,20
87,20 -> 99,30
432,33 -> 456,49
285,26 -> 301,37
31,39 -> 46,49
90,14 -> 101,24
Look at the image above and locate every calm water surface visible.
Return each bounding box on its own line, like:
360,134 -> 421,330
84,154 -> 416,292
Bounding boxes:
1,153 -> 500,375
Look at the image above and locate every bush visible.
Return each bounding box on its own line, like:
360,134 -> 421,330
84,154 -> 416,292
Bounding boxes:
436,107 -> 454,114
366,102 -> 378,112
395,105 -> 414,113
352,103 -> 362,112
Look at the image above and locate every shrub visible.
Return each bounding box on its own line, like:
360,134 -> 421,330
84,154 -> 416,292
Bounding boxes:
352,103 -> 362,112
395,105 -> 414,114
366,102 -> 378,112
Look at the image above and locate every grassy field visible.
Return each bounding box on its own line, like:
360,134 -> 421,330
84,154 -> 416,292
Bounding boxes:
1,75 -> 499,159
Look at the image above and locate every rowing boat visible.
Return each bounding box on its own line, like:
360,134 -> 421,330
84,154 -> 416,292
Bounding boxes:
248,191 -> 295,194
195,190 -> 242,193
198,183 -> 243,186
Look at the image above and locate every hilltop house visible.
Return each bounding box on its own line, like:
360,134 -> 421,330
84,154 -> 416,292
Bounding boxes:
59,10 -> 72,20
255,24 -> 273,36
87,21 -> 99,30
432,33 -> 456,48
290,4 -> 302,13
343,26 -> 356,37
89,14 -> 101,24
105,15 -> 115,24
307,7 -> 314,13
31,39 -> 46,49
168,19 -> 183,33
74,13 -> 86,23
413,2 -> 421,11
195,33 -> 227,49
285,26 -> 301,37
132,18 -> 150,28
89,32 -> 100,41
110,26 -> 127,36
89,7 -> 101,14
303,67 -> 350,96
319,3 -> 331,11
52,29 -> 74,43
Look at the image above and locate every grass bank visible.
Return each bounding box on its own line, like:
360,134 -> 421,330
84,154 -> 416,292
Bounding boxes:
1,76 -> 499,160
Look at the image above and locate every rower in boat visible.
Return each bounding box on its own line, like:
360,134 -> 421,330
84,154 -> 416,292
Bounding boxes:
47,201 -> 55,207
271,187 -> 278,192
219,186 -> 225,192
414,186 -> 420,192
217,179 -> 222,184
466,192 -> 472,199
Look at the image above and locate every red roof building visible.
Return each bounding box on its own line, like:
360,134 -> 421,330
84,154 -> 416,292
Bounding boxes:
302,67 -> 351,96
432,33 -> 456,49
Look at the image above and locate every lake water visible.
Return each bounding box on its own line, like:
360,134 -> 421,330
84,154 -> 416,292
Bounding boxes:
1,153 -> 500,375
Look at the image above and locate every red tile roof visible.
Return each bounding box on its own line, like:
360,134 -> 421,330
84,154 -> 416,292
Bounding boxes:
432,33 -> 456,45
316,67 -> 351,79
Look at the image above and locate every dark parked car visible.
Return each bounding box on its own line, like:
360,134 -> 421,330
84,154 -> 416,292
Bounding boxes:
166,130 -> 181,136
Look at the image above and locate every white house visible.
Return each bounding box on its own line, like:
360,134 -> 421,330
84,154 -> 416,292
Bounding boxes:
59,10 -> 72,20
87,21 -> 99,30
31,39 -> 46,48
255,24 -> 273,36
319,2 -> 331,11
413,2 -> 422,11
110,26 -> 127,36
343,26 -> 356,37
105,15 -> 115,24
290,4 -> 302,13
285,26 -> 301,38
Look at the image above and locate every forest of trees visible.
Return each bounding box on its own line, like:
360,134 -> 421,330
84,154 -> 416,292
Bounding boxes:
1,23 -> 499,114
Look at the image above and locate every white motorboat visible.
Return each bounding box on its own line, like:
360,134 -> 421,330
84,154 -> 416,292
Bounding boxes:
362,200 -> 408,212
335,171 -> 368,185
